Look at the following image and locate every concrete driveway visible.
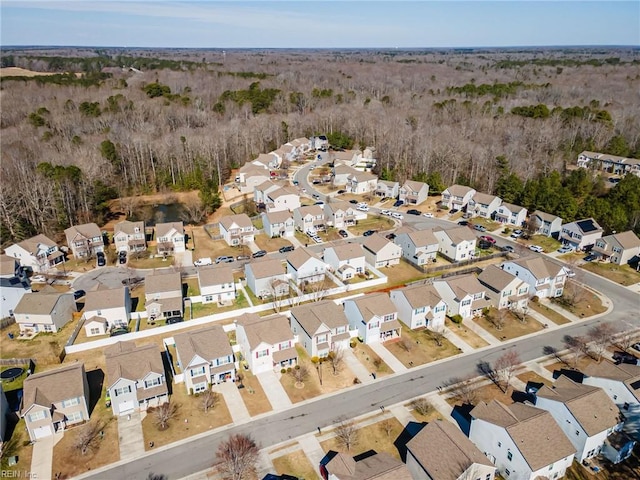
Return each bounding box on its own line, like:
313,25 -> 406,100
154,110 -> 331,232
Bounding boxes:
30,432 -> 62,480
117,411 -> 146,460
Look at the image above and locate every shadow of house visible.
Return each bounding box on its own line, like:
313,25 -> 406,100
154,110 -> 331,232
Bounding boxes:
393,420 -> 426,462
160,350 -> 174,395
553,368 -> 585,383
510,389 -> 535,404
451,403 -> 474,436
86,368 -> 105,415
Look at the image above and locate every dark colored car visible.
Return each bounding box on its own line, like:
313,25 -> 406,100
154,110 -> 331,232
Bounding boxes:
338,230 -> 348,238
349,199 -> 358,204
252,250 -> 267,258
312,193 -> 321,200
110,327 -> 129,337
393,200 -> 404,207
501,245 -> 515,253
584,253 -> 598,262
613,351 -> 638,365
337,189 -> 346,194
363,230 -> 376,237
478,240 -> 492,250
166,317 -> 183,325
279,245 -> 295,253
385,233 -> 396,240
407,209 -> 422,216
458,220 -> 469,226
73,289 -> 86,300
122,276 -> 143,286
450,208 -> 459,214
118,251 -> 127,264
96,252 -> 106,267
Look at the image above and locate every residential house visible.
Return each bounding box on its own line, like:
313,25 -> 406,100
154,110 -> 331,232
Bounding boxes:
323,243 -> 366,281
478,265 -> 529,311
362,233 -> 402,268
582,361 -> 640,438
468,192 -> 502,219
433,274 -> 489,320
494,202 -> 527,227
290,301 -> 351,358
252,152 -> 281,170
245,258 -> 289,299
253,180 -> 281,206
236,163 -> 271,194
501,257 -> 566,298
113,220 -> 146,253
262,210 -> 295,238
347,170 -> 378,195
286,247 -> 328,285
321,450 -> 412,480
83,286 -> 131,337
375,180 -> 400,199
405,420 -> 496,480
560,218 -> 604,251
64,223 -> 104,258
331,149 -> 362,167
592,231 -> 640,265
198,265 -> 236,305
323,201 -> 365,229
394,227 -> 439,266
105,341 -> 168,415
235,312 -> 298,374
21,363 -> 90,441
577,151 -> 640,177
5,234 -> 65,272
174,325 -> 235,394
534,375 -> 628,463
433,226 -> 477,262
145,270 -> 183,322
343,293 -> 401,344
13,291 -> 76,335
529,210 -> 563,238
293,205 -> 325,233
0,254 -> 31,318
310,135 -> 328,151
219,214 -> 255,246
441,185 -> 477,211
399,180 -> 429,205
469,400 -> 576,480
389,282 -> 447,331
264,186 -> 301,213
155,221 -> 185,254
332,165 -> 359,186
288,137 -> 311,156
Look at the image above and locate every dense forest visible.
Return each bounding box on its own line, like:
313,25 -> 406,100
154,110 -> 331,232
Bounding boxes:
1,47 -> 639,245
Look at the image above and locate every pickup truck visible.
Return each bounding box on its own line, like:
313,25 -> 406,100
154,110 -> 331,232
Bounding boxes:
194,257 -> 213,267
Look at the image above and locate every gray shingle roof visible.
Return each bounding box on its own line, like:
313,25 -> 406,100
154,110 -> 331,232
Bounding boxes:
14,291 -> 72,315
174,325 -> 233,367
22,362 -> 86,415
198,265 -> 234,288
246,258 -> 286,279
236,313 -> 294,349
84,286 -> 128,311
290,300 -> 349,337
145,270 -> 182,295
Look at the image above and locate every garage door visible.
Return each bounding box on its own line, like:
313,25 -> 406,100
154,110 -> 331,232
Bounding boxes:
33,425 -> 52,440
118,400 -> 135,415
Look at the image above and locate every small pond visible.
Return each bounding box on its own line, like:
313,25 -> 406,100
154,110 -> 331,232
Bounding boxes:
134,203 -> 187,226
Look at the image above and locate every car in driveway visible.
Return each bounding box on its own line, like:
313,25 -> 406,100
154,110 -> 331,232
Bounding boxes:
479,235 -> 496,244
337,189 -> 346,194
391,212 -> 404,220
166,317 -> 183,325
215,255 -> 235,264
407,209 -> 421,216
478,240 -> 492,250
584,253 -> 598,262
96,251 -> 106,267
338,229 -> 348,238
110,327 -> 129,337
563,267 -> 576,278
632,343 -> 640,352
511,230 -> 523,238
279,245 -> 295,253
529,245 -> 544,253
381,210 -> 392,216
118,250 -> 127,264
363,230 -> 376,237
613,351 -> 638,365
422,212 -> 434,218
393,200 -> 404,208
252,250 -> 267,258
472,224 -> 486,232
557,245 -> 574,254
236,255 -> 251,261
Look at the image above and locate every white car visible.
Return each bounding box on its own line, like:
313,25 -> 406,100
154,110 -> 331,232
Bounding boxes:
563,267 -> 576,278
391,212 -> 404,220
381,210 -> 392,216
357,205 -> 369,212
312,236 -> 323,243
422,212 -> 434,218
529,245 -> 544,253
194,257 -> 213,267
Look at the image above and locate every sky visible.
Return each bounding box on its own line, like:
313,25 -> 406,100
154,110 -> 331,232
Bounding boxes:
1,1 -> 639,49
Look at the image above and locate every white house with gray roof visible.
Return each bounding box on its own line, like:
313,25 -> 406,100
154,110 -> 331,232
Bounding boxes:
390,282 -> 447,331
155,221 -> 185,254
14,291 -> 76,335
244,258 -> 289,299
323,201 -> 365,229
478,264 -> 529,311
113,220 -> 146,253
577,150 -> 640,177
501,257 -> 566,298
592,230 -> 640,265
347,170 -> 378,194
174,325 -> 235,394
468,192 -> 502,219
394,227 -> 439,266
0,254 -> 31,319
219,214 -> 255,246
290,301 -> 351,358
441,184 -> 476,210
399,180 -> 429,205
375,180 -> 400,199
343,293 -> 400,344
236,163 -> 271,194
433,226 -> 477,262
529,210 -> 563,238
286,247 -> 327,285
494,202 -> 527,227
198,265 -> 236,304
65,223 -> 104,259
145,270 -> 183,322
362,233 -> 402,268
264,186 -> 300,213
262,210 -> 295,238
433,274 -> 490,319
560,218 -> 603,251
5,234 -> 65,272
83,286 -> 131,337
294,205 -> 325,233
322,243 -> 366,281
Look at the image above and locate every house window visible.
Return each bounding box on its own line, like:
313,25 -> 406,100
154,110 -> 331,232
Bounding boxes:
194,383 -> 207,393
217,356 -> 232,366
144,377 -> 162,389
435,305 -> 446,313
90,328 -> 100,335
549,464 -> 554,470
369,321 -> 380,329
383,314 -> 395,322
62,397 -> 80,408
507,451 -> 513,461
66,411 -> 83,423
44,324 -> 53,332
204,295 -> 214,302
505,469 -> 510,477
461,299 -> 471,306
113,385 -> 132,397
256,349 -> 269,358
29,410 -> 46,422
414,307 -> 425,314
316,334 -> 328,344
190,366 -> 206,377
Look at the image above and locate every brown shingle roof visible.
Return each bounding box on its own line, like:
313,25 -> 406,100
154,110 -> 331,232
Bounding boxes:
246,258 -> 286,279
297,205 -> 324,218
406,228 -> 438,247
264,210 -> 293,224
236,313 -> 294,349
508,257 -> 564,280
105,341 -> 166,387
16,234 -> 58,253
155,222 -> 184,238
84,286 -> 128,311
500,202 -> 526,214
445,184 -> 474,197
435,226 -> 477,244
363,233 -> 394,254
608,230 -> 640,250
436,274 -> 485,301
268,186 -> 299,200
0,254 -> 18,276
219,214 -> 253,230
198,265 -> 234,288
406,420 -> 494,480
478,265 -> 521,292
532,210 -> 560,223
402,180 -> 427,193
114,220 -> 145,236
174,325 -> 233,367
64,223 -> 101,241
290,300 -> 349,337
350,293 -> 396,320
325,243 -> 365,261
145,271 -> 182,295
14,291 -> 72,315
582,361 -> 640,402
22,362 -> 86,415
472,192 -> 500,205
325,451 -> 412,480
287,247 -> 321,270
393,283 -> 443,309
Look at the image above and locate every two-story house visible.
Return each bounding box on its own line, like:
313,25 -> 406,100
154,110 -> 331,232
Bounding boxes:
347,170 -> 378,194
362,233 -> 402,268
236,163 -> 271,194
262,210 -> 295,238
577,150 -> 640,177
406,420 -> 496,480
469,400 -> 576,480
433,226 -> 477,262
14,291 -> 76,336
174,325 -> 235,394
235,312 -> 298,374
560,218 -> 604,251
287,137 -> 311,156
529,210 -> 563,238
113,220 -> 146,253
322,243 -> 366,281
286,247 -> 327,286
145,270 -> 183,322
5,234 -> 65,272
433,274 -> 489,319
252,152 -> 281,170
83,286 -> 131,337
155,221 -> 185,254
290,301 -> 351,358
399,180 -> 429,205
534,375 -> 627,463
343,293 -> 401,344
501,257 -> 566,298
65,223 -> 104,259
21,362 -> 90,441
332,164 -> 359,186
389,282 -> 447,331
293,205 -> 325,233
592,231 -> 640,265
441,184 -> 477,211
198,265 -> 236,305
494,202 -> 527,227
468,192 -> 502,219
394,227 -> 439,266
0,254 -> 31,319
478,265 -> 529,311
253,180 -> 280,206
219,214 -> 255,246
105,341 -> 168,415
375,180 -> 400,199
323,201 -> 365,230
264,186 -> 301,213
310,135 -> 329,151
245,258 -> 289,299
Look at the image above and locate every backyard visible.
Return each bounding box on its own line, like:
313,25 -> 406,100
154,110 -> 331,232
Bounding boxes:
384,327 -> 462,368
473,308 -> 545,341
190,292 -> 250,319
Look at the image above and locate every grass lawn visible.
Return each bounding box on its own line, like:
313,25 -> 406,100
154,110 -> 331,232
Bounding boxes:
516,370 -> 552,387
349,216 -> 395,236
385,327 -> 462,368
528,301 -> 571,325
580,262 -> 640,287
237,370 -> 273,416
320,416 -> 404,459
445,319 -> 490,349
254,234 -> 292,252
318,228 -> 343,242
190,292 -> 250,319
524,235 -> 561,252
378,259 -> 426,287
472,217 -> 500,231
141,388 -> 232,450
446,380 -> 514,407
473,309 -> 545,341
184,278 -> 200,297
272,450 -> 320,480
552,284 -> 606,318
407,400 -> 445,423
280,347 -> 358,403
351,343 -> 393,377
2,419 -> 33,475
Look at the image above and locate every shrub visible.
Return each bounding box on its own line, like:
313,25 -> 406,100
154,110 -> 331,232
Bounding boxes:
450,314 -> 463,324
280,368 -> 286,374
287,367 -> 292,373
349,339 -> 357,348
531,296 -> 540,303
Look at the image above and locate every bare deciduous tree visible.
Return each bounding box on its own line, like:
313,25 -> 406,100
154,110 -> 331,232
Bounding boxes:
587,323 -> 616,362
449,375 -> 479,405
290,364 -> 309,386
200,390 -> 219,414
563,335 -> 590,367
73,421 -> 103,455
215,434 -> 260,480
327,346 -> 344,375
490,308 -> 508,331
398,338 -> 413,352
379,418 -> 394,438
410,397 -> 434,416
430,330 -> 445,347
153,402 -> 178,430
561,280 -> 589,308
334,418 -> 359,452
180,196 -> 207,224
494,350 -> 522,392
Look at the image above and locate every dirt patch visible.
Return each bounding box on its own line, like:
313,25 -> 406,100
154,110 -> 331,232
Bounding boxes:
0,67 -> 81,77
473,309 -> 545,341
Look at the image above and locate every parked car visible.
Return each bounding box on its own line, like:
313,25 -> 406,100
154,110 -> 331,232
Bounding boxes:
449,209 -> 459,214
393,200 -> 404,208
391,212 -> 404,220
110,327 -> 129,337
557,245 -> 574,254
407,209 -> 421,216
363,230 -> 376,237
478,240 -> 492,250
279,245 -> 295,253
356,205 -> 369,212
166,317 -> 183,325
613,351 -> 638,365
385,233 -> 396,240
529,245 -> 544,253
511,230 -> 523,238
584,253 -> 598,262
314,201 -> 325,206
457,220 -> 469,226
501,245 -> 515,253
312,193 -> 321,200
96,252 -> 106,267
73,289 -> 86,300
381,210 -> 392,216
122,276 -> 143,286
293,180 -> 299,186
349,199 -> 359,204
338,230 -> 349,238
31,275 -> 46,283
473,224 -> 487,232
337,189 -> 346,194
479,235 -> 496,244
215,255 -> 235,264
118,251 -> 127,264
422,212 -> 434,218
236,255 -> 251,261
563,267 -> 576,278
312,236 -> 323,244
252,250 -> 267,258
194,257 -> 213,267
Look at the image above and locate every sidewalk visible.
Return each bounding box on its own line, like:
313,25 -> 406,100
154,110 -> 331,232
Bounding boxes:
256,370 -> 292,411
368,342 -> 407,373
461,318 -> 501,346
343,348 -> 374,384
298,434 -> 326,476
212,381 -> 250,424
